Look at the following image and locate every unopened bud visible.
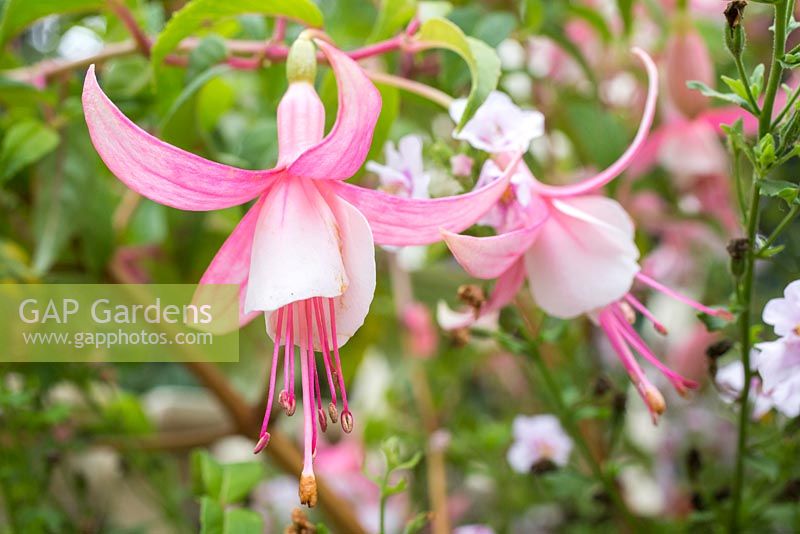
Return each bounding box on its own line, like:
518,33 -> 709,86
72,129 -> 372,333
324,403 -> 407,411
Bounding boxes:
340,409 -> 354,433
317,408 -> 328,432
299,474 -> 318,507
724,1 -> 747,59
328,401 -> 338,423
665,20 -> 714,118
253,433 -> 270,454
727,237 -> 749,278
287,37 -> 317,84
457,284 -> 486,313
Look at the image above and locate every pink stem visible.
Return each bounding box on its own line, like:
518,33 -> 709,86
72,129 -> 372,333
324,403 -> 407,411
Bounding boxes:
273,18 -> 287,42
258,307 -> 285,436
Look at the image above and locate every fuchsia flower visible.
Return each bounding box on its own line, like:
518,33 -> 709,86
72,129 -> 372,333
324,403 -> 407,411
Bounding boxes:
507,414 -> 573,473
438,49 -> 733,422
83,37 -> 517,506
366,134 -> 430,200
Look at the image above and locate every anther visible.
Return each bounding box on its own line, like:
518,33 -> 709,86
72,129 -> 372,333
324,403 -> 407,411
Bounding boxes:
457,284 -> 486,314
340,410 -> 354,433
328,401 -> 338,423
285,395 -> 296,416
253,433 -> 270,454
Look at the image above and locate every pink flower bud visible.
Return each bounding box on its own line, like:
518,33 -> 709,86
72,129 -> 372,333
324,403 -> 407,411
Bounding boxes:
450,153 -> 474,177
402,302 -> 438,358
665,23 -> 714,118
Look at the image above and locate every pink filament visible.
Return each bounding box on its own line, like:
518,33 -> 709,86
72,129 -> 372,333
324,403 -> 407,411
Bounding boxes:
635,273 -> 733,320
299,301 -> 314,474
304,301 -> 319,457
624,294 -> 668,335
284,303 -> 295,404
610,305 -> 698,393
313,297 -> 338,406
258,307 -> 284,437
328,298 -> 350,412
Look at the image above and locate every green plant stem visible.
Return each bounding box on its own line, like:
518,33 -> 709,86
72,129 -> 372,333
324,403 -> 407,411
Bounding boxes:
525,340 -> 635,529
731,5 -> 788,530
758,203 -> 800,253
770,83 -> 800,128
759,1 -> 788,139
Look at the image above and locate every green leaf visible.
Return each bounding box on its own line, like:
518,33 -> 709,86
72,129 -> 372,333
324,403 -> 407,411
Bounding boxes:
750,63 -> 765,98
151,0 -> 323,69
366,83 -> 399,163
721,75 -> 750,104
759,178 -> 799,204
187,35 -> 228,81
199,497 -> 223,534
0,119 -> 59,183
393,451 -> 423,472
417,1 -> 452,21
369,0 -> 417,42
616,0 -> 635,35
756,133 -> 776,169
216,461 -> 265,505
160,64 -> 232,130
686,81 -> 749,108
0,0 -> 103,46
222,508 -> 263,534
416,17 -> 500,130
472,12 -> 517,47
521,0 -> 545,32
191,450 -> 224,498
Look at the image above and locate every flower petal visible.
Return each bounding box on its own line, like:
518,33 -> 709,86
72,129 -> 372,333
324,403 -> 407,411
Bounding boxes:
286,40 -> 381,180
332,154 -> 523,246
527,47 -> 658,197
245,178 -> 347,313
82,65 -> 276,210
196,195 -> 267,329
441,204 -> 547,279
326,193 -> 377,346
525,197 -> 640,318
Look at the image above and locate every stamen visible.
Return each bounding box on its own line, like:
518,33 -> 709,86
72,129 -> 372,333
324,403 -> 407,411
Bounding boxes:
254,307 -> 285,454
304,301 -> 318,457
287,304 -> 297,415
312,297 -> 338,413
298,301 -> 315,506
610,305 -> 698,395
635,273 -> 734,321
328,298 -> 353,433
599,308 -> 665,424
624,294 -> 668,335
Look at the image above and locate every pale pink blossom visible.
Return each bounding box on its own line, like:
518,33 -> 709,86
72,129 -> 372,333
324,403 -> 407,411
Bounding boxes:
716,360 -> 776,420
453,526 -> 496,534
450,91 -> 545,153
366,134 -> 430,199
664,23 -> 714,119
762,280 -> 800,338
83,37 -> 516,506
450,153 -> 474,177
753,340 -> 800,418
401,302 -> 437,358
507,415 -> 573,472
438,49 -> 731,421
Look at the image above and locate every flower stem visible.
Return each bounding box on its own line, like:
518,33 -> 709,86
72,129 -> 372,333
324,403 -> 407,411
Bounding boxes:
758,203 -> 800,254
730,4 -> 787,530
513,299 -> 635,528
734,55 -> 760,115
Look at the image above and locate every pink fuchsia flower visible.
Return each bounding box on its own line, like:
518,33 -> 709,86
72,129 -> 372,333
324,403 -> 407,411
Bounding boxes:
401,302 -> 437,358
664,20 -> 714,120
450,153 -> 474,177
453,526 -> 496,534
507,414 -> 573,472
438,49 -> 732,421
449,91 -> 545,153
83,37 -> 516,506
716,360 -> 776,420
762,280 -> 800,338
366,135 -> 430,199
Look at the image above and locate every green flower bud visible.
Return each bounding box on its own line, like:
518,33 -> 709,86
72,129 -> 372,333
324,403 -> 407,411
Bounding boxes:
287,38 -> 317,84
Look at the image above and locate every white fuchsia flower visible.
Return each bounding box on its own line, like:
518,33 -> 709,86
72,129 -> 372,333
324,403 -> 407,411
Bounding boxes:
507,415 -> 573,473
449,91 -> 545,154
